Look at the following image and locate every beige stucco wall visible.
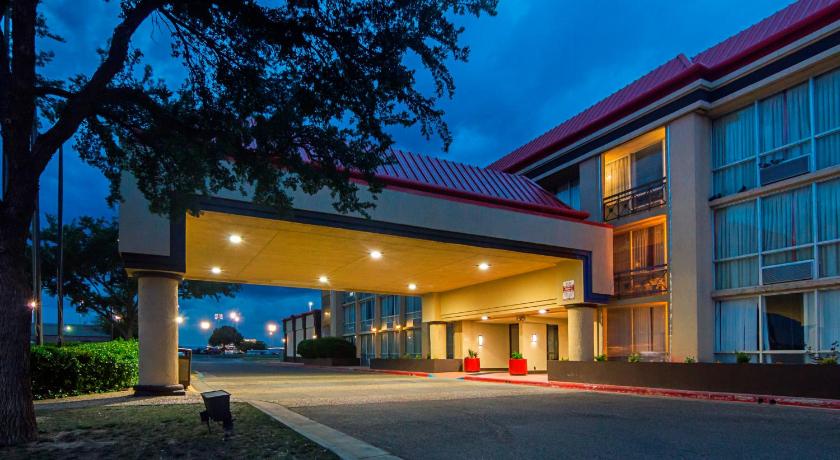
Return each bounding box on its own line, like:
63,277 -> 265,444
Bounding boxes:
461,321 -> 509,369
668,113 -> 715,362
137,276 -> 179,387
519,322 -> 548,371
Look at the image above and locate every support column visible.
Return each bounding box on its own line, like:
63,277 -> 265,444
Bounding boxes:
134,272 -> 184,395
567,305 -> 596,362
428,322 -> 447,359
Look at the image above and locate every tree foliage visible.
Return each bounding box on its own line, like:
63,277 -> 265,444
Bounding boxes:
208,325 -> 243,347
39,216 -> 240,339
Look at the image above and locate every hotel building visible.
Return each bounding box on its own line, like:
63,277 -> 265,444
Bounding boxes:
119,0 -> 840,393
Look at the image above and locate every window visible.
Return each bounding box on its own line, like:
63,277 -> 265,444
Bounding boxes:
380,296 -> 399,328
758,82 -> 810,166
761,186 -> 813,267
817,178 -> 840,277
604,305 -> 666,359
405,296 -> 422,326
555,176 -> 580,210
343,303 -> 356,334
715,290 -> 840,363
814,67 -> 840,169
613,223 -> 668,298
714,201 -> 759,289
403,328 -> 421,358
380,331 -> 398,359
712,106 -> 757,197
602,141 -> 666,221
360,334 -> 374,365
360,297 -> 374,331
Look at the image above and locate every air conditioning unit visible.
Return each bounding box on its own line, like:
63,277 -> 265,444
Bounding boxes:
760,155 -> 809,186
762,260 -> 813,284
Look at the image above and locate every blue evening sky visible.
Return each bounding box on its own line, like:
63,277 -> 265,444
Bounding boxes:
33,0 -> 793,346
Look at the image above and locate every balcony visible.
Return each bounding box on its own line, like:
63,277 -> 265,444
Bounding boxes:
603,178 -> 667,222
614,264 -> 669,298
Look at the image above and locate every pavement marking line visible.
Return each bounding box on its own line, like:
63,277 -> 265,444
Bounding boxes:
249,399 -> 401,460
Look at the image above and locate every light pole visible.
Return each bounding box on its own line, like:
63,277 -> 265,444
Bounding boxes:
308,301 -> 314,311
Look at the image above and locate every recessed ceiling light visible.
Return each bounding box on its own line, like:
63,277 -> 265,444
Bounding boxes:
408,283 -> 417,291
211,266 -> 222,274
478,262 -> 490,271
318,275 -> 329,283
481,315 -> 489,320
538,308 -> 547,314
370,250 -> 383,260
229,234 -> 243,244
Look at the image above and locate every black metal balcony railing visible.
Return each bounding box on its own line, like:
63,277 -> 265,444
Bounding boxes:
614,264 -> 669,298
603,177 -> 667,222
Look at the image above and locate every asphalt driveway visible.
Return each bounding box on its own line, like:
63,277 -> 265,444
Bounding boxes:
193,357 -> 840,459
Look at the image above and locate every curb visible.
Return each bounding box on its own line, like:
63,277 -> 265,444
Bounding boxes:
461,375 -> 840,410
249,400 -> 401,460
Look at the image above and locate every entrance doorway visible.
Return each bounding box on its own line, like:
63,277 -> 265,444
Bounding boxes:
547,324 -> 559,360
509,324 -> 519,357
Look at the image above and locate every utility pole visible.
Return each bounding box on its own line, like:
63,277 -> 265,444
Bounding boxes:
56,144 -> 65,346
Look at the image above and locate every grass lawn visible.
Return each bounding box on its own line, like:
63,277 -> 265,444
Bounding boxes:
2,402 -> 337,459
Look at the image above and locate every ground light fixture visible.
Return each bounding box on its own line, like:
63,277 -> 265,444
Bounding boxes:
477,262 -> 490,271
370,250 -> 383,260
408,283 -> 417,290
318,275 -> 329,284
200,320 -> 211,331
211,266 -> 222,275
228,234 -> 243,244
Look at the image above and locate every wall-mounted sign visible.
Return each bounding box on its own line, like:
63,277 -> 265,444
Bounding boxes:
562,280 -> 575,300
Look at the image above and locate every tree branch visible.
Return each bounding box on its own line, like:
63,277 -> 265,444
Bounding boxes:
32,0 -> 163,173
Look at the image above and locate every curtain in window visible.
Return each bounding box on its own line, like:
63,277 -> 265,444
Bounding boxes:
761,186 -> 813,266
819,289 -> 840,350
712,106 -> 757,196
630,224 -> 665,269
817,178 -> 840,278
715,298 -> 758,352
762,293 -> 811,351
604,156 -> 630,197
815,68 -> 840,169
758,83 -> 810,164
714,202 -> 759,289
613,233 -> 631,273
606,308 -> 632,357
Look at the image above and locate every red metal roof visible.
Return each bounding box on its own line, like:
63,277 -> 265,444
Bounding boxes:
355,150 -> 590,221
489,0 -> 840,173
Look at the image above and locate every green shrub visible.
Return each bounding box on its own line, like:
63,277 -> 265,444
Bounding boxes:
239,340 -> 268,352
510,352 -> 524,359
30,340 -> 139,400
297,337 -> 356,359
627,353 -> 641,363
594,354 -> 607,362
467,349 -> 478,358
735,351 -> 751,364
684,356 -> 697,363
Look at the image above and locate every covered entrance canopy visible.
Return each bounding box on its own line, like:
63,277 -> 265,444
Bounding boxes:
119,150 -> 612,393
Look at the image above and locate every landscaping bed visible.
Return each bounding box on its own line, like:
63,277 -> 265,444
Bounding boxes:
2,402 -> 336,459
547,361 -> 840,399
370,358 -> 462,373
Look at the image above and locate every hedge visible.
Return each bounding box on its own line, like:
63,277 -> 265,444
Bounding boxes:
30,340 -> 139,400
296,337 -> 356,359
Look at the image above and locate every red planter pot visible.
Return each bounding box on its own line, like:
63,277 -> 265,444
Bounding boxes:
509,358 -> 528,376
464,357 -> 481,373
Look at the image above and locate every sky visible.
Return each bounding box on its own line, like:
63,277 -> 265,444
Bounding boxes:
28,0 -> 795,346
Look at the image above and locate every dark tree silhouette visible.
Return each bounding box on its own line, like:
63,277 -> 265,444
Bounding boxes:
0,0 -> 496,444
208,326 -> 244,348
39,215 -> 239,339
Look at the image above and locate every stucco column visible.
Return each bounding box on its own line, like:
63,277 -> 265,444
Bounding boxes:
135,272 -> 184,395
567,305 -> 596,362
428,322 -> 447,359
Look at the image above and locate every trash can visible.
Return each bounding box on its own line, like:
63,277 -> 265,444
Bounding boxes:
178,348 -> 192,389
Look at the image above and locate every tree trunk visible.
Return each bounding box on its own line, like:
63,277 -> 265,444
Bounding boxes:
0,222 -> 37,445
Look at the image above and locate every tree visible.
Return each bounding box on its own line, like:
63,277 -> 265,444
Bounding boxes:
0,0 -> 496,445
208,326 -> 243,348
39,215 -> 239,339
239,340 -> 267,352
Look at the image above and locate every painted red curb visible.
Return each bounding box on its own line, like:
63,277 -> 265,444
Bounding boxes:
462,375 -> 840,410
299,364 -> 431,378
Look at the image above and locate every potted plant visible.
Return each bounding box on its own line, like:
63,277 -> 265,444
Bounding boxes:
464,349 -> 481,373
509,352 -> 527,376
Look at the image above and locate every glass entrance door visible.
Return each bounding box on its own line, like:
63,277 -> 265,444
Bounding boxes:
547,324 -> 559,360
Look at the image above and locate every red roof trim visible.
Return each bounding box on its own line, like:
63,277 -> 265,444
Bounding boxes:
490,0 -> 840,173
